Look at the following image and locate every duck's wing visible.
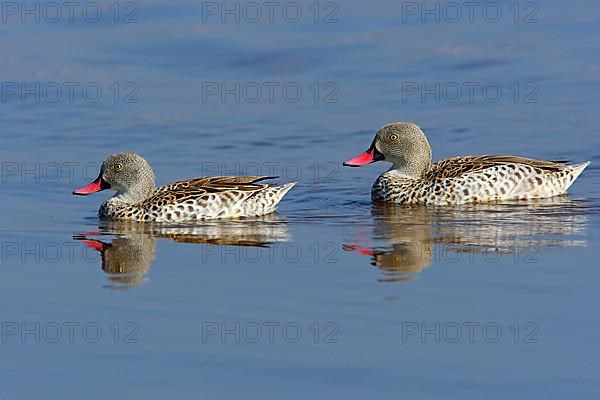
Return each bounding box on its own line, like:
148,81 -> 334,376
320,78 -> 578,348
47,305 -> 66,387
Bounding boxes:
155,176 -> 278,193
425,156 -> 567,180
145,176 -> 278,206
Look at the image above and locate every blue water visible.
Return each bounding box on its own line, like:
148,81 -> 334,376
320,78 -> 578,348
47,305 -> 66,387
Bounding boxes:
1,0 -> 600,398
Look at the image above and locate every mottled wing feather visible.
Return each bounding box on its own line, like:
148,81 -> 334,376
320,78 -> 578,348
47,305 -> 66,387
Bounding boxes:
179,176 -> 278,186
425,155 -> 566,180
156,176 -> 277,191
143,176 -> 278,207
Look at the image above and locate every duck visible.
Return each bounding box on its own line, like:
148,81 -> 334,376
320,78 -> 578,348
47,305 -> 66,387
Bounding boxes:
343,122 -> 590,205
73,152 -> 296,222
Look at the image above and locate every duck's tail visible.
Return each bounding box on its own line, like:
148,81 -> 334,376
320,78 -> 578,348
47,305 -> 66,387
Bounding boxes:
268,182 -> 297,208
564,161 -> 590,192
244,182 -> 297,217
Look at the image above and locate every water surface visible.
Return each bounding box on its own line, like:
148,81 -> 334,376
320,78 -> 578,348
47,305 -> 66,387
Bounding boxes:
1,1 -> 600,398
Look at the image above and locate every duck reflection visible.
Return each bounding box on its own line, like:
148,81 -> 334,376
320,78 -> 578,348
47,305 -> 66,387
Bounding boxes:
345,197 -> 589,282
74,215 -> 291,289
74,232 -> 155,290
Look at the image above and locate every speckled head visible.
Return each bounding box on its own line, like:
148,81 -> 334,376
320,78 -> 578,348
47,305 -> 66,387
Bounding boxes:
73,152 -> 157,203
344,122 -> 432,177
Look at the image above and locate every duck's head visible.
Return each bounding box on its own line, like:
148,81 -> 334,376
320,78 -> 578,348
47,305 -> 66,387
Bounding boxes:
343,122 -> 432,177
73,152 -> 156,203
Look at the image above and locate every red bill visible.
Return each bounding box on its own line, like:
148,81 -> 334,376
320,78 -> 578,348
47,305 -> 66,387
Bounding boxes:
73,175 -> 109,196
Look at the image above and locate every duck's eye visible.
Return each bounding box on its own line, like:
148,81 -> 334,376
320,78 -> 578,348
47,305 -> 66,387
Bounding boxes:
389,134 -> 398,141
114,163 -> 123,172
